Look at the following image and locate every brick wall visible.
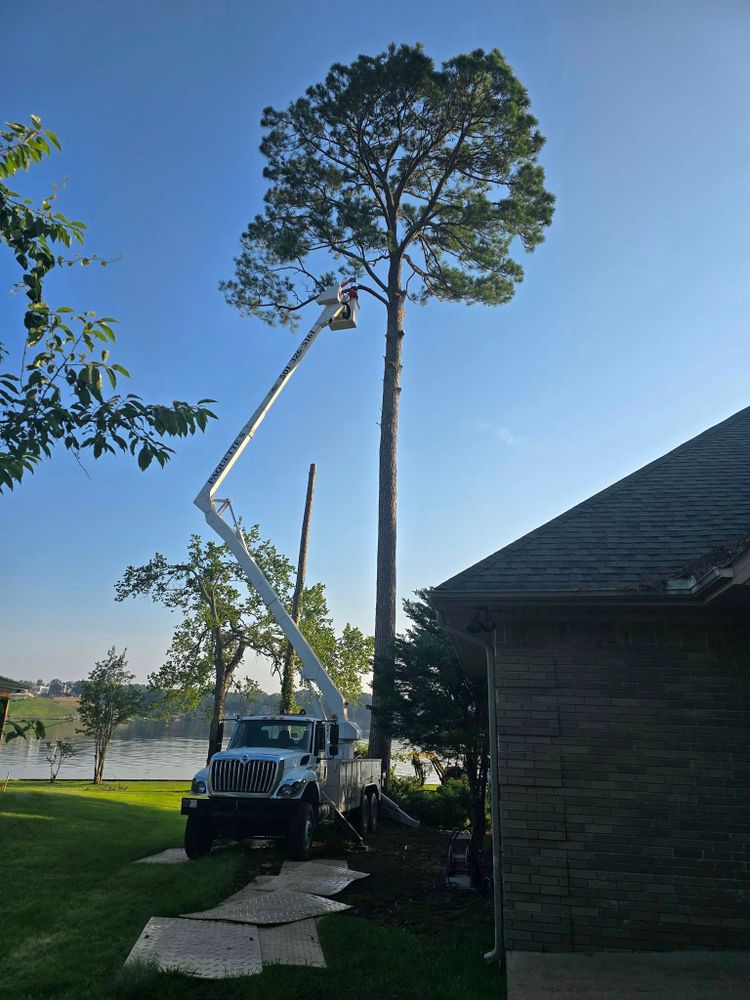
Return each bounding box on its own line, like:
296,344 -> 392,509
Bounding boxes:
496,612 -> 750,952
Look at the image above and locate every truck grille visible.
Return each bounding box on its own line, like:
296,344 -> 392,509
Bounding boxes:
210,757 -> 278,794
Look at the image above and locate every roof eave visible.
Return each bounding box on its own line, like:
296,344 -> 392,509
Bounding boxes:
430,587 -> 696,608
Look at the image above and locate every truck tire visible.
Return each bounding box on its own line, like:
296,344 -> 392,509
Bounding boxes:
368,791 -> 379,833
288,802 -> 315,860
184,815 -> 213,860
357,793 -> 370,836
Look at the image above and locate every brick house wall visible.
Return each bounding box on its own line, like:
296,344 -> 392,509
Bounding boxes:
496,611 -> 750,952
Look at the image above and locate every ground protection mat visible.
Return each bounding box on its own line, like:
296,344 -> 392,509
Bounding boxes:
182,886 -> 349,925
282,857 -> 349,869
280,859 -> 369,879
134,848 -> 190,864
254,869 -> 369,897
258,919 -> 326,967
125,916 -> 262,979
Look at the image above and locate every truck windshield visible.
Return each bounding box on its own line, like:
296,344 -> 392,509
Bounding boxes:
228,720 -> 312,752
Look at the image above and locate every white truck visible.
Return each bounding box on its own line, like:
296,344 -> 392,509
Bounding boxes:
182,714 -> 381,859
181,281 -> 403,859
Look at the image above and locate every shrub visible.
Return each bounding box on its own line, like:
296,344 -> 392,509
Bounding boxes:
388,773 -> 471,829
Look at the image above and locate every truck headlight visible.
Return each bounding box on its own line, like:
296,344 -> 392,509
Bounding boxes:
277,779 -> 305,798
192,779 -> 207,794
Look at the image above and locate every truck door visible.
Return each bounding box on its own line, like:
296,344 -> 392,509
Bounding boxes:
314,721 -> 326,758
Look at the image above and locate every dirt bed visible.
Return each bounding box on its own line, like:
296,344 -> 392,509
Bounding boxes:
305,823 -> 494,938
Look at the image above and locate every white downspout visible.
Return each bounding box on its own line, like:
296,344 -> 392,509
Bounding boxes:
437,614 -> 504,967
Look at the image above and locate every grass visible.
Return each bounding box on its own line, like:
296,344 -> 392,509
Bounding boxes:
1,780 -> 504,1000
9,695 -> 79,722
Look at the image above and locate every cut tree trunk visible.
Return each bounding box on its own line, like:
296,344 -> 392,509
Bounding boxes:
368,276 -> 405,778
280,463 -> 316,713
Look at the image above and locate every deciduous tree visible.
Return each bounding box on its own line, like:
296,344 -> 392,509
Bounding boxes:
45,738 -> 76,782
221,45 -> 554,771
77,648 -> 142,784
297,582 -> 373,706
0,117 -> 215,490
115,529 -> 293,763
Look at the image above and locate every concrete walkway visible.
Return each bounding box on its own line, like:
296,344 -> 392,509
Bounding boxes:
507,949 -> 750,1000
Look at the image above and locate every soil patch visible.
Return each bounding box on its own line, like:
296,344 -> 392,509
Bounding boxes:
308,823 -> 493,939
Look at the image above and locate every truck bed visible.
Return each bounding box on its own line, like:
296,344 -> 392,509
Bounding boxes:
320,757 -> 381,814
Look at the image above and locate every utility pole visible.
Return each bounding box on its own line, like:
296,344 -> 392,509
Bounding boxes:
280,463 -> 317,712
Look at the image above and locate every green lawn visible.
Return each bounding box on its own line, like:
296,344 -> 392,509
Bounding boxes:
9,695 -> 79,722
1,781 -> 504,1000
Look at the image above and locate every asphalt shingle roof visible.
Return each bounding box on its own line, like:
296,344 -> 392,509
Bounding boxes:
436,406 -> 750,596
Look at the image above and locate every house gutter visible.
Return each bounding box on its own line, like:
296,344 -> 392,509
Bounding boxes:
434,574 -> 736,607
437,611 -> 504,968
665,566 -> 733,595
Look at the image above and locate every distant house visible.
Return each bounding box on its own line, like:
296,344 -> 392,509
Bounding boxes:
432,407 -> 750,955
0,675 -> 31,740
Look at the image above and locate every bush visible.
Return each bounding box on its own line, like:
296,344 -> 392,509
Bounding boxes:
388,773 -> 471,829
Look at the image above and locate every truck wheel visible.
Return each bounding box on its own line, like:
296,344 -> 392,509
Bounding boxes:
357,793 -> 370,836
288,802 -> 315,861
184,815 -> 213,860
368,791 -> 379,833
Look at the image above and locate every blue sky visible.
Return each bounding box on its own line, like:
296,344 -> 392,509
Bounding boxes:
2,0 -> 749,686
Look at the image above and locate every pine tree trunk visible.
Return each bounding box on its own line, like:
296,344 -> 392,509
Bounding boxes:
368,271 -> 405,778
281,463 -> 316,713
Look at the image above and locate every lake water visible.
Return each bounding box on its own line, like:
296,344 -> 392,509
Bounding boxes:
2,716 -> 213,782
1,716 -> 431,783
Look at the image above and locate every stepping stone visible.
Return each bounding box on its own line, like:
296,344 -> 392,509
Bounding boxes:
134,848 -> 190,864
259,918 -> 326,967
125,916 -> 262,979
183,887 -> 349,925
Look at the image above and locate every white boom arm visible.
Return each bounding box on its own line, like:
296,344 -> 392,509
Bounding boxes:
194,283 -> 361,744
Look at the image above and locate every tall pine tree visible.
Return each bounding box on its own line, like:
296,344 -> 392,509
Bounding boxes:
222,45 -> 554,771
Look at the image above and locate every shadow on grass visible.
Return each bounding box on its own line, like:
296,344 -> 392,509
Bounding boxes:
2,784 -> 504,1000
1,784 -> 275,1000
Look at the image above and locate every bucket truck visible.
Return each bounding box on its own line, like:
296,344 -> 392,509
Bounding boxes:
181,281 -> 386,860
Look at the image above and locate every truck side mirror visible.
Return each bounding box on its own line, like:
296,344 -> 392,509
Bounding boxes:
329,722 -> 339,757
315,724 -> 326,754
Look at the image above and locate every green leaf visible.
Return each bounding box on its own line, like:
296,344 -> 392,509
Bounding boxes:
1,116 -> 214,492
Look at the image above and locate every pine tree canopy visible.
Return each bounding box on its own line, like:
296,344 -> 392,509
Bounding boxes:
221,43 -> 554,323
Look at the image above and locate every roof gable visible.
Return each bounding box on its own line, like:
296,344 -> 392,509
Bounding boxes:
436,406 -> 750,596
0,676 -> 29,696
